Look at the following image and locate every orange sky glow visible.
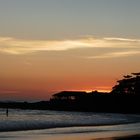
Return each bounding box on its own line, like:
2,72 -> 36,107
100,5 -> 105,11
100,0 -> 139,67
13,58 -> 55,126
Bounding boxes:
0,1 -> 140,101
0,37 -> 139,101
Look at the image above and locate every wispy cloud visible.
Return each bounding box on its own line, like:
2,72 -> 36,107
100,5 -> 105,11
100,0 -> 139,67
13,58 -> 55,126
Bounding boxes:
0,37 -> 93,54
86,51 -> 140,59
0,36 -> 140,55
104,37 -> 140,42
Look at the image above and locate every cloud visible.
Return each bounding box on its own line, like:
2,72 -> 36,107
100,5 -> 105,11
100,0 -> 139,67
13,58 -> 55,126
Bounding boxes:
0,37 -> 93,54
0,36 -> 140,55
86,51 -> 140,59
104,37 -> 140,42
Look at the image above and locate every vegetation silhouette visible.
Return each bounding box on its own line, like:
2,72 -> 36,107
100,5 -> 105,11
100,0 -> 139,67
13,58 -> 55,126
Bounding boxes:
111,72 -> 140,95
0,72 -> 140,113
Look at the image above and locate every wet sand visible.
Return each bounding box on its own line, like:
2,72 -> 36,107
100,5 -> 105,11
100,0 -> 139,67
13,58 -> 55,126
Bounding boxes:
44,134 -> 140,140
0,123 -> 140,140
0,130 -> 139,140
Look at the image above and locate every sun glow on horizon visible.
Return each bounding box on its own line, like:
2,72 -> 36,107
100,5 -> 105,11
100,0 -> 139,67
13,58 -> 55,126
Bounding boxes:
64,87 -> 112,94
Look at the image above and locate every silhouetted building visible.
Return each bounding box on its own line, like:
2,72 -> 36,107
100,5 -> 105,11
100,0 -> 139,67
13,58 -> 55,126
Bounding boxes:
52,91 -> 87,100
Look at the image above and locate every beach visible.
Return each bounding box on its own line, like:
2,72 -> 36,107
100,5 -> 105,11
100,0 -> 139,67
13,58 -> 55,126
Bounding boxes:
0,109 -> 140,140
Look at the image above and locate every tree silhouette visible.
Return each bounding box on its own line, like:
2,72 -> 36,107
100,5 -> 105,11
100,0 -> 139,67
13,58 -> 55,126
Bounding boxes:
111,72 -> 140,95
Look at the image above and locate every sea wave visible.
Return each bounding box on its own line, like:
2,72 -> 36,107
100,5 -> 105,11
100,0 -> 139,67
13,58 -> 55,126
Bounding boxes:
0,109 -> 140,132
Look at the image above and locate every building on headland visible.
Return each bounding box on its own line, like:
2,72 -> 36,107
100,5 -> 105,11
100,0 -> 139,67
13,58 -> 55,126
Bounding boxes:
51,91 -> 87,100
51,90 -> 108,101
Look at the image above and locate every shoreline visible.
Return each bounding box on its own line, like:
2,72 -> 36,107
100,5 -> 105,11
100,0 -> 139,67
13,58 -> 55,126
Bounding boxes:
0,123 -> 140,140
0,110 -> 140,140
0,121 -> 139,132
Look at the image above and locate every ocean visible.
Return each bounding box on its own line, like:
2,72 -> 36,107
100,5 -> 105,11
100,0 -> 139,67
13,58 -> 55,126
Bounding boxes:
0,109 -> 140,140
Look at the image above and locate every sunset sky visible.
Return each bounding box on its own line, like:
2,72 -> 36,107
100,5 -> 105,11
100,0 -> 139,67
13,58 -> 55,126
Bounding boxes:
0,0 -> 140,101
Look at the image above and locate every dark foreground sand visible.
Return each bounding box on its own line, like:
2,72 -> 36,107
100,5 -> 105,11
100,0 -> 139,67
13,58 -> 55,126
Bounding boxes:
99,135 -> 140,140
114,135 -> 140,140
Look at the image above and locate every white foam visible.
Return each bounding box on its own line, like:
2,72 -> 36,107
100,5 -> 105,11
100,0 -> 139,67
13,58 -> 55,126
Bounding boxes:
0,109 -> 140,132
